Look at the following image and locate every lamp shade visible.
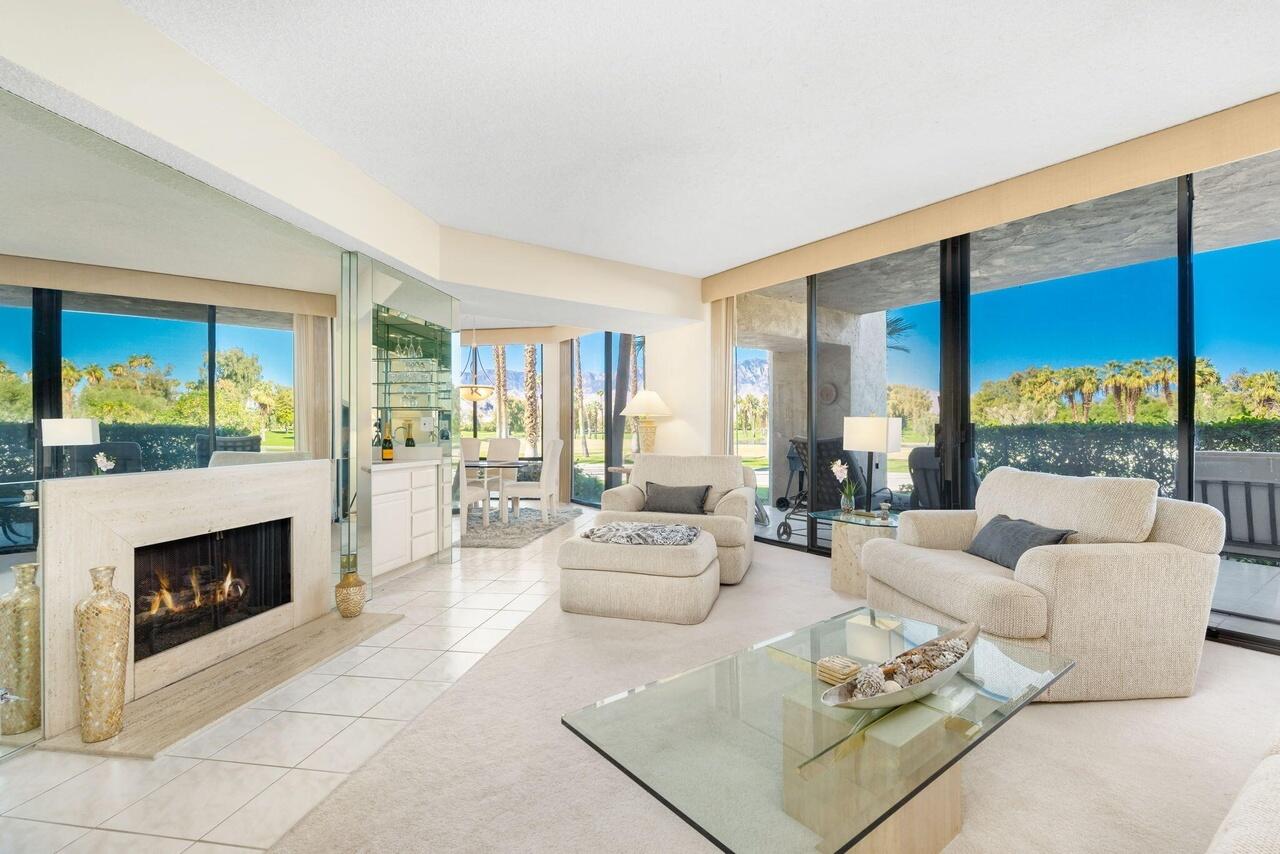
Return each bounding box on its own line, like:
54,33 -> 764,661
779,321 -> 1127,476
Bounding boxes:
620,389 -> 671,418
843,416 -> 902,454
41,417 -> 100,446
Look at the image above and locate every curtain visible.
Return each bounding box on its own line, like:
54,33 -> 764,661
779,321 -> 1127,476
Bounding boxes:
293,314 -> 333,460
709,297 -> 735,455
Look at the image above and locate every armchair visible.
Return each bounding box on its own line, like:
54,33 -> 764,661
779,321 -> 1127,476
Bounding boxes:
862,467 -> 1225,701
598,454 -> 756,583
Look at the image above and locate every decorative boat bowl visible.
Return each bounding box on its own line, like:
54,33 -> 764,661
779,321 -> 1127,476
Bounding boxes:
821,622 -> 981,711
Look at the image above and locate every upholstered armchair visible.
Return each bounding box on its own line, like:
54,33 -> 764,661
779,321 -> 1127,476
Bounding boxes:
862,467 -> 1226,702
598,454 -> 756,583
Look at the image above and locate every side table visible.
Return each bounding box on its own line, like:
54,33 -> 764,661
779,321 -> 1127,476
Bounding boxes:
811,509 -> 898,597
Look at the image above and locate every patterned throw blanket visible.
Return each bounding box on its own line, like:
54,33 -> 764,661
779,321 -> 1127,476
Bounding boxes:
582,522 -> 701,546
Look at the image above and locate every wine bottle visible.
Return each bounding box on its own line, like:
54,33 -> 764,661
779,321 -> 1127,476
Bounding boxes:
381,424 -> 395,461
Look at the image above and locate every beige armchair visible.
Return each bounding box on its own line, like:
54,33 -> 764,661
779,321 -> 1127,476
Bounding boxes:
862,467 -> 1226,702
597,454 -> 756,584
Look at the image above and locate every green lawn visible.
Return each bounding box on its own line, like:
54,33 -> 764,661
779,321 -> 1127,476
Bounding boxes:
263,429 -> 295,450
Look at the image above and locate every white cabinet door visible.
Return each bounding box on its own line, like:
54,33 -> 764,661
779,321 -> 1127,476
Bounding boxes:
372,490 -> 411,576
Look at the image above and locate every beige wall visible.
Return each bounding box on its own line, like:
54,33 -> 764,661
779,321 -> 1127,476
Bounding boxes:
0,254 -> 336,316
644,308 -> 712,455
704,90 -> 1280,300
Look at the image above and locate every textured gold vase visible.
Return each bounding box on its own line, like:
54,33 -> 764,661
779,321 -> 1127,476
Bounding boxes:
74,565 -> 130,743
0,563 -> 41,735
334,571 -> 369,618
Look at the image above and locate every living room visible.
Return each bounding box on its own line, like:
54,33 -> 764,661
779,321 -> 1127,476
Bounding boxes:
2,4 -> 1280,853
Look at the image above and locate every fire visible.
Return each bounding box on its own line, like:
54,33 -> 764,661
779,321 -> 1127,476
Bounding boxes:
144,564 -> 246,617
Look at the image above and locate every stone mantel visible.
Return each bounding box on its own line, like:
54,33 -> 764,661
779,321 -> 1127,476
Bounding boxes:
40,460 -> 332,737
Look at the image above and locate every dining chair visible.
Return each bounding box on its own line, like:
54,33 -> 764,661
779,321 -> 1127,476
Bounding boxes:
501,438 -> 562,523
486,437 -> 522,516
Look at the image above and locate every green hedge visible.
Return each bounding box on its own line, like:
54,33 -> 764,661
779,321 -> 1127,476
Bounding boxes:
976,419 -> 1280,495
0,421 -> 261,482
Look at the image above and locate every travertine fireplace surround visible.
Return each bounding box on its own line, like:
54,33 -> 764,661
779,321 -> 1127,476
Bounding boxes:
40,460 -> 331,737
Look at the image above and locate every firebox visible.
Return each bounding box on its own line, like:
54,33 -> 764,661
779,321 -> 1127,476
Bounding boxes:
134,518 -> 292,661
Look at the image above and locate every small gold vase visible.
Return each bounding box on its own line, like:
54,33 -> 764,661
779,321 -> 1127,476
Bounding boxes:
334,571 -> 368,618
74,565 -> 130,743
0,563 -> 41,735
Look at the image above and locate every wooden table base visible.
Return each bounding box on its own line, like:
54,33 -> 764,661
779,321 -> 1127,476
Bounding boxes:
850,764 -> 962,854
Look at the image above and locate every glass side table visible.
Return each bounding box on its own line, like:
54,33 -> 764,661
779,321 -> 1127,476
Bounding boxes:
810,509 -> 899,596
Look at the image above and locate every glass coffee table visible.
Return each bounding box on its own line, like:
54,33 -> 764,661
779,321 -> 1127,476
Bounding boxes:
563,608 -> 1072,853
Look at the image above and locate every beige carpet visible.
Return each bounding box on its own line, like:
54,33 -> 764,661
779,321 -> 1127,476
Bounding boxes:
274,545 -> 1280,853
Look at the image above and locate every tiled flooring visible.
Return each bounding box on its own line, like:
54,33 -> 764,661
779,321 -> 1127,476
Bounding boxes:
0,508 -> 589,853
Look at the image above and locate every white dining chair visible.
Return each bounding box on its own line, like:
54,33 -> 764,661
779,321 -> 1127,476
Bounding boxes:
486,437 -> 522,520
500,438 -> 562,523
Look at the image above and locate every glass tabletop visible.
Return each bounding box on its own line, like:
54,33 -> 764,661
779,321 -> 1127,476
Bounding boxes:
465,459 -> 529,469
562,608 -> 1072,853
809,508 -> 899,528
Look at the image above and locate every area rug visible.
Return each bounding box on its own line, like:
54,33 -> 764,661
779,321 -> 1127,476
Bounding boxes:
460,505 -> 582,548
274,544 -> 1280,854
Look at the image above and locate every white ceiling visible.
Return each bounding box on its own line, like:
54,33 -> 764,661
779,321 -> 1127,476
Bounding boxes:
122,1 -> 1280,278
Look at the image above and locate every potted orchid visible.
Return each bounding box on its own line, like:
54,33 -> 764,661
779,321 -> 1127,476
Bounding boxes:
92,452 -> 116,476
830,459 -> 859,512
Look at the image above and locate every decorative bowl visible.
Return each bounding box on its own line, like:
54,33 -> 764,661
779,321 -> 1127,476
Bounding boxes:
820,622 -> 980,711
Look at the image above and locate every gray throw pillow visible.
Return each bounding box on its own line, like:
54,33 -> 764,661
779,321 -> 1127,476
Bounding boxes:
966,514 -> 1075,570
643,482 -> 710,515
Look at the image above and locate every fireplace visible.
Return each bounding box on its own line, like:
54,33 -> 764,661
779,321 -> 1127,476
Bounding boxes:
134,518 -> 292,661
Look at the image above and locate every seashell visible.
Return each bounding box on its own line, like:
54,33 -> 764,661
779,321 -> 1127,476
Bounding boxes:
907,666 -> 934,685
880,680 -> 902,694
852,666 -> 885,698
940,637 -> 969,656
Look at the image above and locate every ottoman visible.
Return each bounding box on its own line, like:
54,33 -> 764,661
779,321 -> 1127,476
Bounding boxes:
557,531 -> 720,624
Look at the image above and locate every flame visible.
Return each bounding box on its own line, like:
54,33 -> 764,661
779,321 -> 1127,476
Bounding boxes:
144,564 -> 246,617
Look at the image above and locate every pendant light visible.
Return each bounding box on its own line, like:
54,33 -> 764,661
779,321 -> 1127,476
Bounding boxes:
457,320 -> 495,402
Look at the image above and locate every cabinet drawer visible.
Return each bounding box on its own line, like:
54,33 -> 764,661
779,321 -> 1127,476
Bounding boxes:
412,533 -> 436,561
411,466 -> 438,488
411,509 -> 437,537
411,485 -> 437,513
372,469 -> 412,495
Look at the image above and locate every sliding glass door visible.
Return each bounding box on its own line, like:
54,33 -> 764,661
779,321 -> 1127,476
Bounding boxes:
969,181 -> 1180,492
1193,151 -> 1280,644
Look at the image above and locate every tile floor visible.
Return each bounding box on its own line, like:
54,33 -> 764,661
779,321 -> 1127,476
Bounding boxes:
0,507 -> 592,853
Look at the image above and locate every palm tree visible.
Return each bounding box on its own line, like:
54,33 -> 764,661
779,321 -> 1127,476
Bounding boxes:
1054,368 -> 1080,421
1078,367 -> 1101,422
573,338 -> 589,457
61,358 -> 81,413
82,363 -> 105,386
1103,360 -> 1126,415
628,336 -> 640,453
126,354 -> 154,391
1149,355 -> 1177,406
886,314 -> 915,354
1121,359 -> 1150,423
522,344 -> 540,454
492,345 -> 507,438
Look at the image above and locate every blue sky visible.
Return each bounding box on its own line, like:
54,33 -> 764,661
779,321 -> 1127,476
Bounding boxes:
740,238 -> 1280,394
0,310 -> 294,386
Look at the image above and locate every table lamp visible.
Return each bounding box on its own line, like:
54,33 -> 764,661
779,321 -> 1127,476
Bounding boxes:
842,416 -> 902,512
40,417 -> 101,477
620,390 -> 671,454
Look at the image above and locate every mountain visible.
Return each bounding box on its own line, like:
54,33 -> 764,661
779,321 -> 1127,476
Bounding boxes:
735,358 -> 769,396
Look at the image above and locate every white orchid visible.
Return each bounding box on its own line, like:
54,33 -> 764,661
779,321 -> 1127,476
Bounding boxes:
93,452 -> 116,474
830,459 -> 848,483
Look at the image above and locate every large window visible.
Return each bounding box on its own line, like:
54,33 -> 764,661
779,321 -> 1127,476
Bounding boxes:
454,342 -> 544,457
0,286 -> 33,487
572,332 -> 607,504
1193,151 -> 1280,640
570,331 -> 645,506
216,308 -> 296,452
62,293 -> 210,471
734,279 -> 807,545
970,182 -> 1179,493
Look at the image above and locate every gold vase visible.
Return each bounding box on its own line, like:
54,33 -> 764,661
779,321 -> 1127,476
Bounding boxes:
74,565 -> 130,743
0,563 -> 41,735
334,571 -> 368,618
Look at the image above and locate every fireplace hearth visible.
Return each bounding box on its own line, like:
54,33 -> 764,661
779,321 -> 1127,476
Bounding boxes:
134,518 -> 291,660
